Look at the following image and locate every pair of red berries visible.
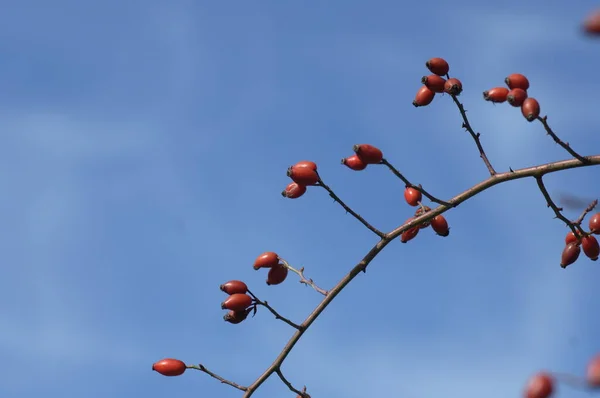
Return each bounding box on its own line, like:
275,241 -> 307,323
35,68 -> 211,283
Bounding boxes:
524,353 -> 600,398
220,280 -> 254,324
282,161 -> 319,199
341,144 -> 384,171
482,73 -> 541,122
254,251 -> 289,285
560,212 -> 600,268
413,57 -> 463,107
402,187 -> 450,241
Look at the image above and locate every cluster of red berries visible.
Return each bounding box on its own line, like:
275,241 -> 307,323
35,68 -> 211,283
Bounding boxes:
341,144 -> 384,171
524,353 -> 600,398
254,251 -> 289,285
584,9 -> 600,35
560,212 -> 600,268
400,186 -> 449,243
482,73 -> 541,122
413,57 -> 463,107
220,280 -> 254,324
282,161 -> 319,199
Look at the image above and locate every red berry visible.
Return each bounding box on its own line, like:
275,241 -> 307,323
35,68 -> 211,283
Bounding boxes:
507,88 -> 528,107
220,280 -> 248,295
266,264 -> 288,285
560,243 -> 581,268
584,10 -> 600,35
353,144 -> 383,164
586,353 -> 600,387
152,358 -> 187,377
400,218 -> 420,243
431,215 -> 450,237
342,154 -> 367,171
421,74 -> 446,93
414,206 -> 432,228
287,165 -> 319,186
444,78 -> 463,95
565,231 -> 579,245
521,98 -> 540,121
223,309 -> 251,324
221,293 -> 253,312
524,372 -> 554,398
282,182 -> 307,199
505,73 -> 530,91
293,160 -> 317,171
483,87 -> 509,103
413,85 -> 435,107
589,212 -> 600,234
404,187 -> 422,206
253,251 -> 279,270
582,235 -> 600,260
426,57 -> 449,76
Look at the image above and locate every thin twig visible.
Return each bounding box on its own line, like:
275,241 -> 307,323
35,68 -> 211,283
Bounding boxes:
536,116 -> 589,164
573,199 -> 598,226
241,154 -> 600,398
534,176 -> 580,236
279,258 -> 328,296
449,94 -> 497,176
380,158 -> 454,207
246,290 -> 302,330
187,364 -> 247,391
317,177 -> 385,238
275,368 -> 305,396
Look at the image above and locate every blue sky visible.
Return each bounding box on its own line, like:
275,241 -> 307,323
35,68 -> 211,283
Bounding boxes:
1,1 -> 600,397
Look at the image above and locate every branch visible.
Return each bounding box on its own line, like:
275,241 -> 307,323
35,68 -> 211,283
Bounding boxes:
187,364 -> 247,391
380,158 -> 454,207
275,368 -> 305,396
241,154 -> 600,398
534,176 -> 581,235
536,116 -> 589,163
572,199 -> 598,226
246,290 -> 302,330
317,177 -> 385,238
449,94 -> 497,176
279,258 -> 328,296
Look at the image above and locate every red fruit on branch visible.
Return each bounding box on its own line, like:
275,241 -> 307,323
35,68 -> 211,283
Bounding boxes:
342,154 -> 368,171
223,309 -> 251,324
287,165 -> 319,186
582,235 -> 600,260
221,293 -> 253,312
507,88 -> 528,107
425,57 -> 449,76
353,144 -> 383,164
483,87 -> 509,103
413,85 -> 435,107
521,98 -> 540,121
589,212 -> 600,234
152,359 -> 187,377
401,218 -> 420,243
583,10 -> 600,36
587,353 -> 600,387
293,160 -> 318,171
266,264 -> 288,285
524,372 -> 554,398
431,215 -> 450,237
565,231 -> 579,244
505,73 -> 530,91
282,182 -> 307,199
404,187 -> 422,207
422,74 -> 446,93
560,243 -> 581,268
444,78 -> 463,95
254,251 -> 279,270
220,280 -> 248,295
